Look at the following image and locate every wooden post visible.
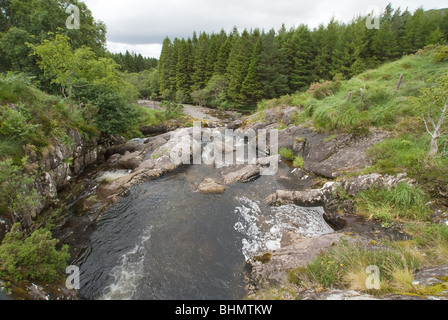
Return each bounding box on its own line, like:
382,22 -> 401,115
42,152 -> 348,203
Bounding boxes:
346,91 -> 352,102
395,74 -> 403,94
360,88 -> 365,103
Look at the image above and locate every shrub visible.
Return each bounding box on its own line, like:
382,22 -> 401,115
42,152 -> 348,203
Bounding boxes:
73,85 -> 140,135
279,147 -> 295,160
161,101 -> 184,119
433,46 -> 448,63
0,224 -> 70,283
307,81 -> 339,99
292,156 -> 304,168
0,158 -> 42,222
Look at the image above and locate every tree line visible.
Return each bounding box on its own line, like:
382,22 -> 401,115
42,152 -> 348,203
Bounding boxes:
109,51 -> 158,73
157,4 -> 448,109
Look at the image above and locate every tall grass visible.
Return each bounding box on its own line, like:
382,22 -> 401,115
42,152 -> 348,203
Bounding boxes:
261,47 -> 448,135
289,240 -> 424,292
356,182 -> 431,223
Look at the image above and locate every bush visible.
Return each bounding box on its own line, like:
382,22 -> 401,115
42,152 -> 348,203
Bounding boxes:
307,81 -> 340,99
0,224 -> 70,283
161,101 -> 184,119
0,158 -> 42,222
292,156 -> 304,168
433,46 -> 448,63
73,85 -> 140,135
279,147 -> 295,160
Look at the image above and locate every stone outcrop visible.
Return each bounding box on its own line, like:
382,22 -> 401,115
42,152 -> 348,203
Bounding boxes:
222,165 -> 260,185
29,131 -> 123,228
247,233 -> 355,293
197,178 -> 226,194
266,173 -> 414,207
303,131 -> 391,178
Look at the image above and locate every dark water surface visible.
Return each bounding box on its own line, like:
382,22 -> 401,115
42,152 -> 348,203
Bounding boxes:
74,161 -> 314,300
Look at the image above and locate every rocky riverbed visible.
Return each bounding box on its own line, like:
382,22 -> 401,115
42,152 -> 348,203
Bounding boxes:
8,104 -> 447,300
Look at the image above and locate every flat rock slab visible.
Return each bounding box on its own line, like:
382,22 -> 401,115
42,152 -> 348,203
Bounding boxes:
222,165 -> 260,184
197,178 -> 226,194
304,131 -> 390,178
413,265 -> 448,287
248,233 -> 352,289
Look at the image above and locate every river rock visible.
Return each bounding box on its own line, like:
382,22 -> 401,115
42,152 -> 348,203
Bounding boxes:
118,151 -> 143,170
197,178 -> 226,194
257,155 -> 280,167
106,141 -> 142,157
301,289 -> 380,300
266,173 -> 414,207
281,107 -> 299,125
222,165 -> 260,184
303,131 -> 390,178
412,265 -> 448,287
247,233 -> 352,291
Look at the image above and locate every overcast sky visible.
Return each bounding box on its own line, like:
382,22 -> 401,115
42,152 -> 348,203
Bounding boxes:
81,0 -> 446,58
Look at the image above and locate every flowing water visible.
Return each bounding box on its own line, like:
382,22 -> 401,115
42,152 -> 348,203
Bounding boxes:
70,142 -> 329,300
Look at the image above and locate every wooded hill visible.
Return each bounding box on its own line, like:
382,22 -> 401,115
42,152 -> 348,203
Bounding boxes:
157,4 -> 448,110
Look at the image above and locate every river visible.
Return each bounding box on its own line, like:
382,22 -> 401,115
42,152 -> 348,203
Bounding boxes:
66,154 -> 323,300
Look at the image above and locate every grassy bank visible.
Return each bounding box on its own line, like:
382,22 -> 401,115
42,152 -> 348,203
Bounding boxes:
247,46 -> 448,299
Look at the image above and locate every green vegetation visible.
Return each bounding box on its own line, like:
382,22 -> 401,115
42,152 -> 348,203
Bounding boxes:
0,73 -> 99,157
356,182 -> 431,223
157,5 -> 448,109
279,147 -> 295,161
288,239 -> 424,293
248,46 -> 448,300
292,156 -> 304,169
0,223 -> 69,283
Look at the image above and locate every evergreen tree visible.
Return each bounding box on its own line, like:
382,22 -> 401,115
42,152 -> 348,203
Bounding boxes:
135,53 -> 145,72
176,38 -> 194,102
214,37 -> 232,75
205,33 -> 221,81
226,29 -> 254,104
158,37 -> 172,95
240,39 -> 263,107
256,29 -> 289,99
288,25 -> 316,91
191,32 -> 209,90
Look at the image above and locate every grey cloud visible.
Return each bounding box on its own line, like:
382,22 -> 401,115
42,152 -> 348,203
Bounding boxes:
83,0 -> 445,45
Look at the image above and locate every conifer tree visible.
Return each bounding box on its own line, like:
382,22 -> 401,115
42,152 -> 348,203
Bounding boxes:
226,29 -> 254,104
240,38 -> 263,107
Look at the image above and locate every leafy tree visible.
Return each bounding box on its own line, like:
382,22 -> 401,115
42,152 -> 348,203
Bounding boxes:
0,27 -> 37,73
0,158 -> 42,224
417,72 -> 448,156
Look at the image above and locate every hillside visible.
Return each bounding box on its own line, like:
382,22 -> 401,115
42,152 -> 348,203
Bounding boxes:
241,46 -> 448,299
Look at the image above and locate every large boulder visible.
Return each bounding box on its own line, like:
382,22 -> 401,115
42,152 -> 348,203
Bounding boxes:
118,151 -> 143,170
197,178 -> 226,194
222,165 -> 260,184
303,131 -> 390,178
247,233 -> 350,291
